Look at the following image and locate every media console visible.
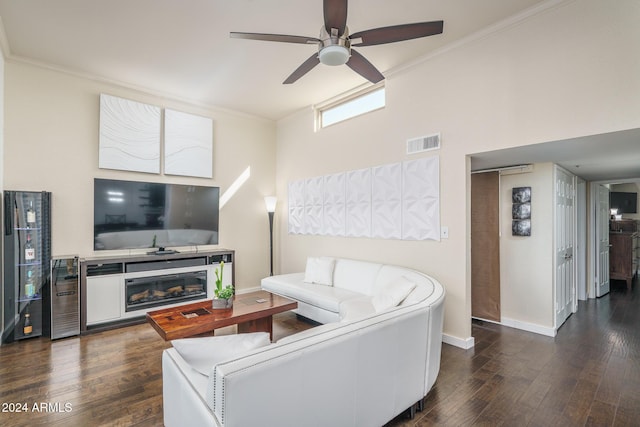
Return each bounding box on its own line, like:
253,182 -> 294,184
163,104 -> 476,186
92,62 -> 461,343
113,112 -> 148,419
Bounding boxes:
79,249 -> 234,334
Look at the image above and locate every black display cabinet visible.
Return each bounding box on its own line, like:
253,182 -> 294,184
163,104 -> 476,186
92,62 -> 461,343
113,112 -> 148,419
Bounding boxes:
2,191 -> 51,343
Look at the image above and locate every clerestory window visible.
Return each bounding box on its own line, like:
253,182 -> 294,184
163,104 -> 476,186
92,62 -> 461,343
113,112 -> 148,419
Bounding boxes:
316,84 -> 385,130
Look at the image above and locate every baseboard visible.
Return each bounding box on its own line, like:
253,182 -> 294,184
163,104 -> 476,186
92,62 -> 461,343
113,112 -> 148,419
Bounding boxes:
82,316 -> 146,335
442,333 -> 475,349
501,317 -> 556,337
237,286 -> 262,295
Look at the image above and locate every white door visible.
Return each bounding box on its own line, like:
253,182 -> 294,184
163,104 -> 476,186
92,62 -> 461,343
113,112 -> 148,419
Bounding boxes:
576,179 -> 587,302
596,184 -> 610,297
555,167 -> 575,329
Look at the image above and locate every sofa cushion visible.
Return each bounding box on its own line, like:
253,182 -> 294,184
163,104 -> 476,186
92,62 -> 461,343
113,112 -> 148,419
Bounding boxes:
374,265 -> 434,306
262,273 -> 363,313
333,259 -> 382,295
304,256 -> 335,286
171,332 -> 271,376
371,276 -> 416,312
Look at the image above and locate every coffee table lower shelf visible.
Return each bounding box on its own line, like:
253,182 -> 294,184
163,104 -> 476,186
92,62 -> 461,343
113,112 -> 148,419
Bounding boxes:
146,290 -> 297,341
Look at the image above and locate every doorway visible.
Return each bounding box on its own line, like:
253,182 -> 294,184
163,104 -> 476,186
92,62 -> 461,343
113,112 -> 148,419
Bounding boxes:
470,163 -> 579,336
471,172 -> 500,322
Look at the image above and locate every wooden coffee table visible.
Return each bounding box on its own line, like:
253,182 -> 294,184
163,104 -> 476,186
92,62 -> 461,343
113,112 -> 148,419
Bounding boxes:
146,290 -> 297,341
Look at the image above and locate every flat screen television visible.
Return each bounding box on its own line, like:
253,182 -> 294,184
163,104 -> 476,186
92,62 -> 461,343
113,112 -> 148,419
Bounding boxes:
610,191 -> 638,214
94,178 -> 220,251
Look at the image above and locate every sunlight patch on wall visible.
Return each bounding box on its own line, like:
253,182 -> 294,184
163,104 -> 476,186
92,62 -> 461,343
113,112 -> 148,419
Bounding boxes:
219,166 -> 251,209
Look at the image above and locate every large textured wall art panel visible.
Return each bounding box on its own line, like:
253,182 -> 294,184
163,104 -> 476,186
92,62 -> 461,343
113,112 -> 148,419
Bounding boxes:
304,176 -> 324,235
402,156 -> 440,240
345,168 -> 372,238
288,180 -> 305,234
371,163 -> 402,239
287,156 -> 440,241
164,109 -> 213,178
99,94 -> 161,174
323,173 -> 346,236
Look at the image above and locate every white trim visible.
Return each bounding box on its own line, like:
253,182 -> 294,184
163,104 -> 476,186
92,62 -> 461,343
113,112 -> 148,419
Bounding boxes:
471,316 -> 501,325
442,333 -> 475,349
471,164 -> 533,175
501,317 -> 556,337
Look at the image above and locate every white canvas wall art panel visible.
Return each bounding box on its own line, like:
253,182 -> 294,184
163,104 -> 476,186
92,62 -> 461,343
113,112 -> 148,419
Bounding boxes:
99,94 -> 161,174
323,173 -> 346,236
288,180 -> 305,234
402,156 -> 440,240
345,168 -> 372,237
164,109 -> 213,178
371,163 -> 402,239
304,176 -> 324,235
287,156 -> 440,241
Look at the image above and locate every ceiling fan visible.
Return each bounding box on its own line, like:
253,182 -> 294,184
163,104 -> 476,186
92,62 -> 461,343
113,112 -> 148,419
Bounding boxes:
230,0 -> 443,84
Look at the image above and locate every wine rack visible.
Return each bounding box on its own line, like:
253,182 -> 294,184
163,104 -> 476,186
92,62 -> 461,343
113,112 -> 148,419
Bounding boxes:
2,191 -> 51,343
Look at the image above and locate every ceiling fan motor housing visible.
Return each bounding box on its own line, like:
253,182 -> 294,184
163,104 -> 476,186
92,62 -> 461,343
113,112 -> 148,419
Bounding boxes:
318,26 -> 351,66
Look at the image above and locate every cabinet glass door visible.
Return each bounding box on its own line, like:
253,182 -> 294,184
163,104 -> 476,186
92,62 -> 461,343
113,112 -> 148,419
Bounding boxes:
3,191 -> 51,342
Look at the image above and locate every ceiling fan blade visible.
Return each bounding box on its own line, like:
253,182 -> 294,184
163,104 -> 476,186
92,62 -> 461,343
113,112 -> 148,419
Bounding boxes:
346,49 -> 384,83
350,21 -> 443,46
231,32 -> 320,45
283,53 -> 321,84
324,0 -> 348,36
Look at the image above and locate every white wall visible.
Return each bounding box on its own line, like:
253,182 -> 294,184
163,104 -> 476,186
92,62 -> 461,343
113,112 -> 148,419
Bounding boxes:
499,164 -> 554,331
275,0 -> 640,343
3,62 -> 277,291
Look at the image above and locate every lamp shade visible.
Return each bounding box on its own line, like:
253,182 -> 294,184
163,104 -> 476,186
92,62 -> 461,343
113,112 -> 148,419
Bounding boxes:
264,196 -> 277,213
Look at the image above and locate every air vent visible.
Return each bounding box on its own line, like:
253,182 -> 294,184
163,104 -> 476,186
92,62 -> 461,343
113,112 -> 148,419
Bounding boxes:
407,133 -> 441,154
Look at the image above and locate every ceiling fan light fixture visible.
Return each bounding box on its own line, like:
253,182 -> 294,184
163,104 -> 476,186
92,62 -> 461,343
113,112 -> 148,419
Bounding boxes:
318,45 -> 350,66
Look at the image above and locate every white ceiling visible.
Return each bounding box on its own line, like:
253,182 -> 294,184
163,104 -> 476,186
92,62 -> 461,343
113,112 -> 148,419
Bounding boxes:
0,0 -> 638,182
0,0 -> 546,120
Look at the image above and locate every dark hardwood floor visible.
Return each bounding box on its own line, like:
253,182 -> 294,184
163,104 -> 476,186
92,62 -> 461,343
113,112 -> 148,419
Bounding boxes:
387,280 -> 640,427
1,281 -> 638,426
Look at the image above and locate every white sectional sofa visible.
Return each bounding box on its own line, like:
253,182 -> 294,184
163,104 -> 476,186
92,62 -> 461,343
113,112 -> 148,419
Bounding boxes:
162,257 -> 445,427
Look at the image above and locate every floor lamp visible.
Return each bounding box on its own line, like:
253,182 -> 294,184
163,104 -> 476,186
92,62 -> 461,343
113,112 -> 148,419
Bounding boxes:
264,196 -> 277,276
